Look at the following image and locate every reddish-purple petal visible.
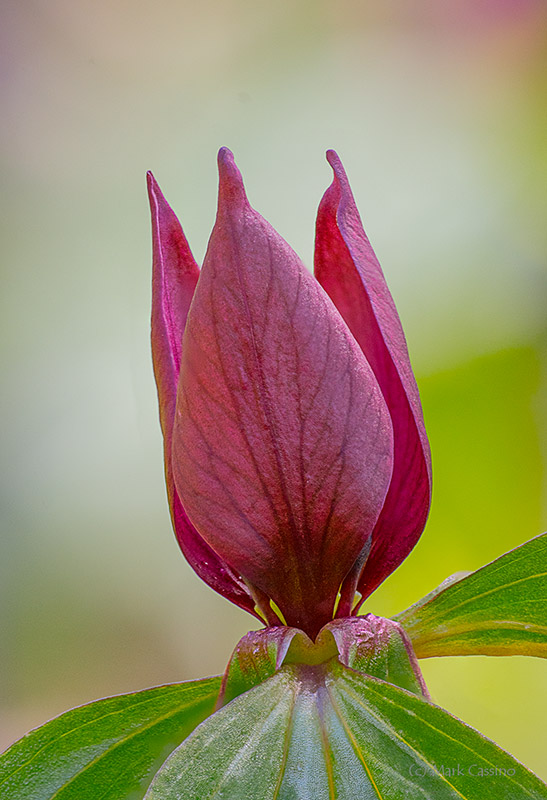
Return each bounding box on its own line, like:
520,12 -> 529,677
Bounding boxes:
148,171 -> 199,443
314,151 -> 432,602
148,171 -> 257,616
172,148 -> 394,639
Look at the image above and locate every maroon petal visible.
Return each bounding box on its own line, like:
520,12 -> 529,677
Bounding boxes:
148,172 -> 257,616
172,148 -> 393,639
314,151 -> 432,603
148,171 -> 199,445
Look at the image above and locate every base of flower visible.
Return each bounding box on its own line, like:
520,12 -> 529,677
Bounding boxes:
217,613 -> 428,709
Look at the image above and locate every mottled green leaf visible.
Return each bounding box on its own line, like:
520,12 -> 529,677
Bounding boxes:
394,533 -> 547,658
0,677 -> 220,800
145,659 -> 546,799
218,626 -> 303,706
326,615 -> 428,697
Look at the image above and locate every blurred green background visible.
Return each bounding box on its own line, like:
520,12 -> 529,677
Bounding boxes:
1,0 -> 546,780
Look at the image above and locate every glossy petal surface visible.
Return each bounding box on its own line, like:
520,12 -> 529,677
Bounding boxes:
148,172 -> 256,615
315,151 -> 432,601
172,149 -> 394,637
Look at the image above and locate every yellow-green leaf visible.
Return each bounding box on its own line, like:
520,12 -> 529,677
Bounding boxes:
394,533 -> 547,658
0,677 -> 220,800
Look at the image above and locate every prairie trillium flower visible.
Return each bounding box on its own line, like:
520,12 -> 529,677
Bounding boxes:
148,149 -> 431,639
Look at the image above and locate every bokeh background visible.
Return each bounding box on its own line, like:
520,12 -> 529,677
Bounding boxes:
1,0 -> 547,779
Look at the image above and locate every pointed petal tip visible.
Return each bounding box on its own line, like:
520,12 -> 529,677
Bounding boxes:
325,149 -> 350,189
320,152 -> 344,211
217,146 -> 235,164
146,171 -> 165,209
325,149 -> 340,167
217,147 -> 239,180
217,147 -> 248,208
